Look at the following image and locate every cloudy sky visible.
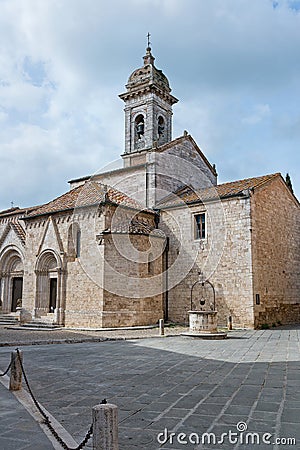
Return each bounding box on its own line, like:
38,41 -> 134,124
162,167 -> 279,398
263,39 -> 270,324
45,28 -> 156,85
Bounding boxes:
0,0 -> 299,210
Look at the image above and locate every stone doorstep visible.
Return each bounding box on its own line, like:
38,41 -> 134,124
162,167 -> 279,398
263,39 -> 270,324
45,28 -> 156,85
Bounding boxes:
65,324 -> 158,332
0,319 -> 18,325
181,331 -> 227,340
4,327 -> 63,332
0,314 -> 19,326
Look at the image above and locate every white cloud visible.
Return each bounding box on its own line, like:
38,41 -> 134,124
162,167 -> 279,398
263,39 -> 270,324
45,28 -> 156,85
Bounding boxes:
0,82 -> 48,112
0,0 -> 299,209
242,104 -> 271,125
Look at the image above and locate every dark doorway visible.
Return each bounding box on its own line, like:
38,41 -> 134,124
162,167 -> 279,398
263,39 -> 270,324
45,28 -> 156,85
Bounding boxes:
11,277 -> 23,312
49,278 -> 57,313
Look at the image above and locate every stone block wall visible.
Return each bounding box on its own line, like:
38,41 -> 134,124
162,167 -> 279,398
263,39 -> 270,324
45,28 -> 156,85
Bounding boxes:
16,199 -> 164,328
64,208 -> 105,327
21,206 -> 106,327
251,176 -> 300,327
160,196 -> 254,328
102,227 -> 164,327
154,136 -> 217,206
70,165 -> 147,207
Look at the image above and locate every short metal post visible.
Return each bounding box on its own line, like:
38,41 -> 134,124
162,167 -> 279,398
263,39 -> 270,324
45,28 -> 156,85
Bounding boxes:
9,350 -> 22,391
92,403 -> 118,450
228,316 -> 232,331
159,319 -> 164,336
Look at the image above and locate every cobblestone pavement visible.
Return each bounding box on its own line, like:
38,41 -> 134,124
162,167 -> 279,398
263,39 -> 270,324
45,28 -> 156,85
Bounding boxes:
0,324 -> 187,347
0,327 -> 300,449
0,381 -> 54,449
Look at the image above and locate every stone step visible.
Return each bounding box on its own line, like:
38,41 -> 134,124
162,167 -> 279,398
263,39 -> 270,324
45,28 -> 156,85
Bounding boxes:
0,314 -> 19,325
0,316 -> 18,319
33,315 -> 55,325
20,321 -> 61,329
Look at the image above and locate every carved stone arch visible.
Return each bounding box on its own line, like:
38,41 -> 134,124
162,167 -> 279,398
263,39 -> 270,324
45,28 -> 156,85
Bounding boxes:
132,110 -> 146,124
35,249 -> 61,272
0,245 -> 24,313
35,249 -> 65,325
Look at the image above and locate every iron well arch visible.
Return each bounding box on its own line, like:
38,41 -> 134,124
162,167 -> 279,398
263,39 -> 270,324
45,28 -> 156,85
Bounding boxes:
190,276 -> 216,311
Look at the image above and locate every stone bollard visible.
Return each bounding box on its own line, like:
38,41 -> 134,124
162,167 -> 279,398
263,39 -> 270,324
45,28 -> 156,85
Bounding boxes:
159,319 -> 164,336
19,308 -> 32,324
93,403 -> 118,450
9,350 -> 23,391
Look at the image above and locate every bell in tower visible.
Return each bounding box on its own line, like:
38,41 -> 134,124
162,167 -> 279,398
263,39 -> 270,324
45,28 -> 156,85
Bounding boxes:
119,38 -> 178,166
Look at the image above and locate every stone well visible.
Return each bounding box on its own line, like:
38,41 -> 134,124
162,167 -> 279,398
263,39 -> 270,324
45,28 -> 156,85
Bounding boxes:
181,275 -> 227,339
189,310 -> 218,333
182,310 -> 227,339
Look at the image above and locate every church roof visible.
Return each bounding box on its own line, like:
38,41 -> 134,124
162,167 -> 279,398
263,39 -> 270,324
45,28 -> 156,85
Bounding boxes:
101,219 -> 164,237
157,173 -> 281,208
0,207 -> 19,215
24,181 -> 152,219
127,62 -> 170,92
0,205 -> 38,218
119,46 -> 178,105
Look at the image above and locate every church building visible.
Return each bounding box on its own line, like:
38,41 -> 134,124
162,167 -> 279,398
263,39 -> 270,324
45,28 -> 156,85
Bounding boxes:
0,45 -> 299,329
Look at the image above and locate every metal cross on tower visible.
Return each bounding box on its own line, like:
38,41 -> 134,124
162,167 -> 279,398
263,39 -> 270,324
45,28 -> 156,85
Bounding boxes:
147,32 -> 151,48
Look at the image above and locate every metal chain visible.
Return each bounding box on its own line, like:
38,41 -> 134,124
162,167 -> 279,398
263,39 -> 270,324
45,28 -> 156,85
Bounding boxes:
0,361 -> 11,377
16,349 -> 93,450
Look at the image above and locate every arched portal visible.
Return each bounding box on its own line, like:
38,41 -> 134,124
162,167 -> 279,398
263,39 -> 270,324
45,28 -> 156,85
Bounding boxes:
35,250 -> 65,324
0,246 -> 24,313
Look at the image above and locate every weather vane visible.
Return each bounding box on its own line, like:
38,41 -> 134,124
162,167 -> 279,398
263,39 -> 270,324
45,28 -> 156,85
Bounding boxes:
147,32 -> 151,48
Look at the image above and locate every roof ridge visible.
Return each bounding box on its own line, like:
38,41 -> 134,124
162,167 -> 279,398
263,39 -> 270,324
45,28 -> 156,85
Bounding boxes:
216,172 -> 280,189
25,180 -> 154,219
157,173 -> 282,209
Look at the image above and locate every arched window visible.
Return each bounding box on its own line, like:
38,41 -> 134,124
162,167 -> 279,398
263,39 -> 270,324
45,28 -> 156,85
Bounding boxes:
68,223 -> 81,259
158,116 -> 165,139
148,252 -> 154,276
76,229 -> 81,258
135,114 -> 145,140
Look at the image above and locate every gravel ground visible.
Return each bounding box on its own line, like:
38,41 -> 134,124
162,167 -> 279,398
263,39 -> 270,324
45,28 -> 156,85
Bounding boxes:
0,324 -> 189,346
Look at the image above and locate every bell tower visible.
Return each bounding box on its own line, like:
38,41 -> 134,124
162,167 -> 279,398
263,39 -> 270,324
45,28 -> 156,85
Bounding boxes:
119,41 -> 178,167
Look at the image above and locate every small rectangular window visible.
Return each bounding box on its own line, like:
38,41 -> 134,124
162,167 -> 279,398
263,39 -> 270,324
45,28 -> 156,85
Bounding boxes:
256,294 -> 260,305
194,213 -> 205,240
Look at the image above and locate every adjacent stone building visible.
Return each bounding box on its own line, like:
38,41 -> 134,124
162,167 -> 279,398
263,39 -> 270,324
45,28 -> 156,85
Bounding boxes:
0,46 -> 299,329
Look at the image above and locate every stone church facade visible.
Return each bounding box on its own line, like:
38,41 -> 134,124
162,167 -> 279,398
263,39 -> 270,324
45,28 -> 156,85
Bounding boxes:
0,46 -> 299,329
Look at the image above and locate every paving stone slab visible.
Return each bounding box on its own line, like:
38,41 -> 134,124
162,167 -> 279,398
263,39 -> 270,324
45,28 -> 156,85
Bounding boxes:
0,327 -> 300,449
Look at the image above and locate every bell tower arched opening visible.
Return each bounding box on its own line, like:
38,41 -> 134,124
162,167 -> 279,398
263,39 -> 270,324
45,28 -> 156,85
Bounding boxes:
119,44 -> 178,164
157,115 -> 167,145
134,114 -> 145,150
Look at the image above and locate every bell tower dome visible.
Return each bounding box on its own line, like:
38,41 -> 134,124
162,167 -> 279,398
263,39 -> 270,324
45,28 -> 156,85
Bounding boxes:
119,41 -> 178,166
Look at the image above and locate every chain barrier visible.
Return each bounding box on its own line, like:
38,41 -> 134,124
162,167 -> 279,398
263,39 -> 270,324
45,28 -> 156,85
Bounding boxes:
15,349 -> 93,450
0,361 -> 11,377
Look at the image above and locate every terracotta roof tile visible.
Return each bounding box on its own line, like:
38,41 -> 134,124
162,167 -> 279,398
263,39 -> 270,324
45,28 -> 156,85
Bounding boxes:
158,173 -> 281,208
0,207 -> 19,215
0,206 -> 38,218
26,181 -> 151,218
